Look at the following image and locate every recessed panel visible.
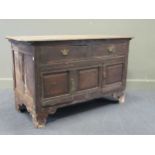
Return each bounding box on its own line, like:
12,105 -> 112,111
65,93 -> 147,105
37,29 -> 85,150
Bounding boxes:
14,52 -> 25,92
43,72 -> 69,98
78,68 -> 99,90
105,64 -> 123,84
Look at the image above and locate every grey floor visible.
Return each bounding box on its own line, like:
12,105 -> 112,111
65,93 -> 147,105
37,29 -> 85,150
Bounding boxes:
0,87 -> 155,135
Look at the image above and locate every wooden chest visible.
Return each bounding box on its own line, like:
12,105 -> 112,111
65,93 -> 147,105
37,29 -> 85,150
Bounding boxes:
7,35 -> 132,128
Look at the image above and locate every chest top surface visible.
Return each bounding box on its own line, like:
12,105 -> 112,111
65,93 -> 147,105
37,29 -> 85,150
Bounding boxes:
6,35 -> 132,42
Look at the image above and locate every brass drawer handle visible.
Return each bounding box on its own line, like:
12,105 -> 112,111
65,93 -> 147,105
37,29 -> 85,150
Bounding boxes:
107,45 -> 115,53
61,49 -> 70,56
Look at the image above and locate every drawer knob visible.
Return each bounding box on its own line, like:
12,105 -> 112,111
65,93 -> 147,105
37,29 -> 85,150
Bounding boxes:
61,49 -> 70,56
107,45 -> 115,53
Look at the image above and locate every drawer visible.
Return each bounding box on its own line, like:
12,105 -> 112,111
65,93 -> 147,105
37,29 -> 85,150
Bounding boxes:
92,40 -> 129,57
38,40 -> 129,65
39,44 -> 92,65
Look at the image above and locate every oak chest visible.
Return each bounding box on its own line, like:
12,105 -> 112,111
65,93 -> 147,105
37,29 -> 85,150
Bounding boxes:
7,35 -> 132,128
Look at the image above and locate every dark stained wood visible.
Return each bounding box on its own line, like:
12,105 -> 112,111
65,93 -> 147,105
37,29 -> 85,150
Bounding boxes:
39,44 -> 90,64
7,35 -> 132,128
78,68 -> 99,90
106,63 -> 123,84
43,72 -> 69,98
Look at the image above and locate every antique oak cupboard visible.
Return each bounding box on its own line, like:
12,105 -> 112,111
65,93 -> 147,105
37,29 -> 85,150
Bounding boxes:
7,35 -> 132,128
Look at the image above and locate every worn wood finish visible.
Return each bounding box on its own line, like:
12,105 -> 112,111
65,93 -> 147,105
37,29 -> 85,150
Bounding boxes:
6,35 -> 132,42
7,35 -> 132,128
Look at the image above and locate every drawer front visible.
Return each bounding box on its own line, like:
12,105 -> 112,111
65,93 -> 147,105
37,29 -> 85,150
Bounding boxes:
38,40 -> 129,65
92,40 -> 129,57
39,44 -> 91,65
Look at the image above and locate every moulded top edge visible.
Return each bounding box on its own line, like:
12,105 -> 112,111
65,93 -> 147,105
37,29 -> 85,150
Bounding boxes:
6,35 -> 133,42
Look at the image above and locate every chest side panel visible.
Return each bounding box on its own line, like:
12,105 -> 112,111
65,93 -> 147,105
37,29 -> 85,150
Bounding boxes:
11,42 -> 35,104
